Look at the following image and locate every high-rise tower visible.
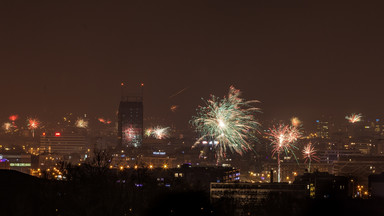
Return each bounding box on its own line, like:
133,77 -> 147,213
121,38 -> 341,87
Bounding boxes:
118,83 -> 144,148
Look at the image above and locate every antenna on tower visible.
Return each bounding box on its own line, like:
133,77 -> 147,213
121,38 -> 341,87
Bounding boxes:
121,82 -> 124,100
140,82 -> 144,101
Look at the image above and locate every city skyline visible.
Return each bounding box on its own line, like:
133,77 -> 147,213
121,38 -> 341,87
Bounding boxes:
1,1 -> 384,215
1,0 -> 384,129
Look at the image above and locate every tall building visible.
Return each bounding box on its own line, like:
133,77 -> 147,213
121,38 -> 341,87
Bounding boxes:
118,96 -> 144,148
315,119 -> 329,139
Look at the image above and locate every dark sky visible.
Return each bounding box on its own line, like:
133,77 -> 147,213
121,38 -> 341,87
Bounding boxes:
1,0 -> 384,129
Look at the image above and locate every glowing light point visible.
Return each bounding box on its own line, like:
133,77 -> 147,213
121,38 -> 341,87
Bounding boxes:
217,119 -> 226,128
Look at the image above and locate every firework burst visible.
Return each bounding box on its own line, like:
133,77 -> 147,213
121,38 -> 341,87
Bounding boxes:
302,142 -> 320,172
290,117 -> 301,127
346,113 -> 362,123
75,118 -> 88,128
191,86 -> 260,161
27,118 -> 40,138
98,118 -> 112,124
145,128 -> 153,137
268,124 -> 301,182
9,115 -> 18,128
145,126 -> 170,139
2,122 -> 13,133
28,118 -> 39,129
170,105 -> 179,112
9,115 -> 18,122
269,125 -> 300,158
153,126 -> 170,139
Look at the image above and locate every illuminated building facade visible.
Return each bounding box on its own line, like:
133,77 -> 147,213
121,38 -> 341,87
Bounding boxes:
0,153 -> 31,174
39,132 -> 87,155
118,96 -> 144,148
315,119 -> 329,139
0,155 -> 10,170
210,182 -> 306,213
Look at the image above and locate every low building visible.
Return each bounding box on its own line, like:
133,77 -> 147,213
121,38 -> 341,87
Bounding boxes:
294,171 -> 353,199
333,155 -> 384,186
211,182 -> 306,203
369,172 -> 384,198
211,171 -> 353,206
0,152 -> 32,174
139,155 -> 177,168
210,182 -> 307,215
38,153 -> 64,169
116,165 -> 240,191
0,155 -> 10,170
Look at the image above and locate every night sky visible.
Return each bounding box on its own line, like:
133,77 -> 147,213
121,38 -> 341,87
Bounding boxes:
1,0 -> 384,129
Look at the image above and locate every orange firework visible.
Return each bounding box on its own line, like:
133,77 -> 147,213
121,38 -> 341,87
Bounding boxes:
28,119 -> 39,129
290,117 -> 301,127
170,105 -> 179,112
9,115 -> 18,122
98,118 -> 111,124
27,118 -> 39,138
